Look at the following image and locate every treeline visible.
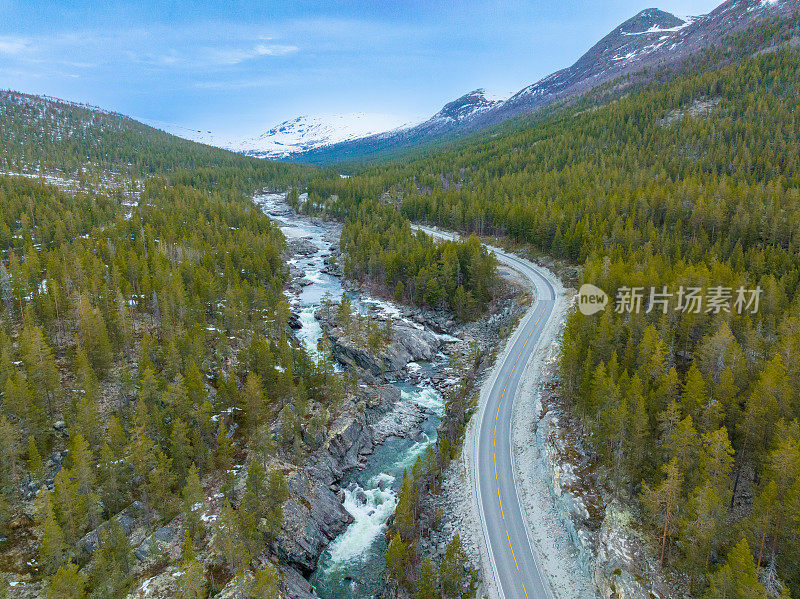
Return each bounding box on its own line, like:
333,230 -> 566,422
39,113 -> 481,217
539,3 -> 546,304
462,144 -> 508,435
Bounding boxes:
330,15 -> 800,598
0,158 -> 351,596
301,178 -> 498,321
341,202 -> 496,321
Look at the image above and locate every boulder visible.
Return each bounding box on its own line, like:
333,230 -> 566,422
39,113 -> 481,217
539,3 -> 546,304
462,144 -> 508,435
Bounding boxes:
275,413 -> 374,575
134,514 -> 184,561
78,501 -> 147,558
327,320 -> 441,377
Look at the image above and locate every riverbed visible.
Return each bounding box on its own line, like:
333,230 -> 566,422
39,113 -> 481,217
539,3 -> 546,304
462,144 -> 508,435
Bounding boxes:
256,192 -> 445,599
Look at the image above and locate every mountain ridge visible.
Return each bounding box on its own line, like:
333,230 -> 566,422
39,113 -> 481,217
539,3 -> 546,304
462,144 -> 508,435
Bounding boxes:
294,0 -> 795,164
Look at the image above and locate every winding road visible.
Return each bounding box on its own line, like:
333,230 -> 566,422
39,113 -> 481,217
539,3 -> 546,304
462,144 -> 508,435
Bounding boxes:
414,225 -> 557,599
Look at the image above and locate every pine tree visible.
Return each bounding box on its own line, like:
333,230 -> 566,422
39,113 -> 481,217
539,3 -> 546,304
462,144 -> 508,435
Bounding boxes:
148,450 -> 178,520
0,414 -> 21,491
52,468 -> 89,543
263,468 -> 288,543
698,427 -> 734,495
170,418 -> 193,483
440,534 -> 468,598
98,442 -> 127,514
66,433 -> 95,497
243,372 -> 264,429
215,421 -> 234,471
47,563 -> 87,599
626,378 -> 651,486
642,457 -> 684,567
39,507 -> 68,574
213,500 -> 249,575
683,362 -> 708,419
27,435 -> 44,483
176,558 -> 206,599
182,463 -> 204,538
415,558 -> 438,599
19,321 -> 60,418
705,539 -> 768,599
385,532 -> 410,590
394,471 -> 416,541
91,521 -> 134,598
679,481 -> 728,592
77,296 -> 113,377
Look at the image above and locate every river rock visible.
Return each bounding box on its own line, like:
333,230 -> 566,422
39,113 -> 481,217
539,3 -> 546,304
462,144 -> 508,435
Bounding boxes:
287,236 -> 317,257
370,398 -> 426,445
275,413 -> 374,574
326,320 -> 441,377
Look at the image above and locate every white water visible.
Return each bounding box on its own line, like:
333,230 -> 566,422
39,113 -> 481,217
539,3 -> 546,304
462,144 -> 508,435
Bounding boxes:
326,483 -> 399,563
401,386 -> 445,416
256,192 -> 447,598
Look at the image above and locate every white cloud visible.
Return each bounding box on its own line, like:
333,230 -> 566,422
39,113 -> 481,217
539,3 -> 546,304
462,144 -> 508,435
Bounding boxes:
0,36 -> 30,55
204,43 -> 298,66
254,43 -> 298,57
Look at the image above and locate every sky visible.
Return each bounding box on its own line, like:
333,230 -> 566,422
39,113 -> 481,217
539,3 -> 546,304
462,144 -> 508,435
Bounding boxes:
1,0 -> 724,138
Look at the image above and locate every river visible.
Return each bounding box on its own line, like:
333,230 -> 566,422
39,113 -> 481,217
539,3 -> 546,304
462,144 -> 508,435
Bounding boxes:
256,192 -> 445,599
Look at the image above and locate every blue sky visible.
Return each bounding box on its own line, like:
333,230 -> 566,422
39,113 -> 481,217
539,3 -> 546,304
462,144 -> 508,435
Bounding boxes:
1,0 -> 722,137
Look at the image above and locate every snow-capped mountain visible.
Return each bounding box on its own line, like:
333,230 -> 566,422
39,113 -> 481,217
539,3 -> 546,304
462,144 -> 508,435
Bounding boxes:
297,0 -> 795,164
237,113 -> 408,159
480,0 -> 794,127
152,0 -> 794,164
428,89 -> 504,125
146,113 -> 409,159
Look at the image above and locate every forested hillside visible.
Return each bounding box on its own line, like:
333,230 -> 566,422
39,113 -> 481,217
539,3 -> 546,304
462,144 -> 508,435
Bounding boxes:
0,93 -> 359,597
311,14 -> 800,597
0,91 -> 316,190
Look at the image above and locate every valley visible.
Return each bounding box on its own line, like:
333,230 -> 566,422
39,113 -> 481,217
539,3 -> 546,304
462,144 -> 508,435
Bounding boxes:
2,0 -> 800,598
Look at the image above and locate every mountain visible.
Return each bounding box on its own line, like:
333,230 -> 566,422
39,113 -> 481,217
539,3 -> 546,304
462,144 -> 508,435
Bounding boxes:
235,113 -> 408,159
290,89 -> 505,164
0,90 -> 314,192
295,0 -> 796,164
476,0 -> 794,127
149,112 -> 409,160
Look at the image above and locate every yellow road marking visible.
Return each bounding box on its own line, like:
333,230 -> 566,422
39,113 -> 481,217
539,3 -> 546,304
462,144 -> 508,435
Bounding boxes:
506,530 -> 519,570
523,583 -> 529,599
494,453 -> 497,479
498,488 -> 504,519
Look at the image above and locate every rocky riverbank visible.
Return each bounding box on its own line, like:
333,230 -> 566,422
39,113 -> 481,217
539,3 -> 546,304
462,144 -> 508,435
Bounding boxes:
256,193 -> 479,597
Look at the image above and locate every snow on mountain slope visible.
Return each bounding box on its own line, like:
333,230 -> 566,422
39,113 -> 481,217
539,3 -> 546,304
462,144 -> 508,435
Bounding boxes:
236,113 -> 408,159
149,0 -> 795,165
478,0 -> 795,126
297,0 -> 796,164
145,113 -> 409,159
427,89 -> 504,125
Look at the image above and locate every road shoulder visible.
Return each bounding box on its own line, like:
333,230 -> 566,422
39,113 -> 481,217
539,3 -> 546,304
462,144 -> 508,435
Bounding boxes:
510,265 -> 598,597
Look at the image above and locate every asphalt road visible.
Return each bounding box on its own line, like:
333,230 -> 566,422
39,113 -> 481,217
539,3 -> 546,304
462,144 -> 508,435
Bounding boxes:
414,226 -> 557,599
